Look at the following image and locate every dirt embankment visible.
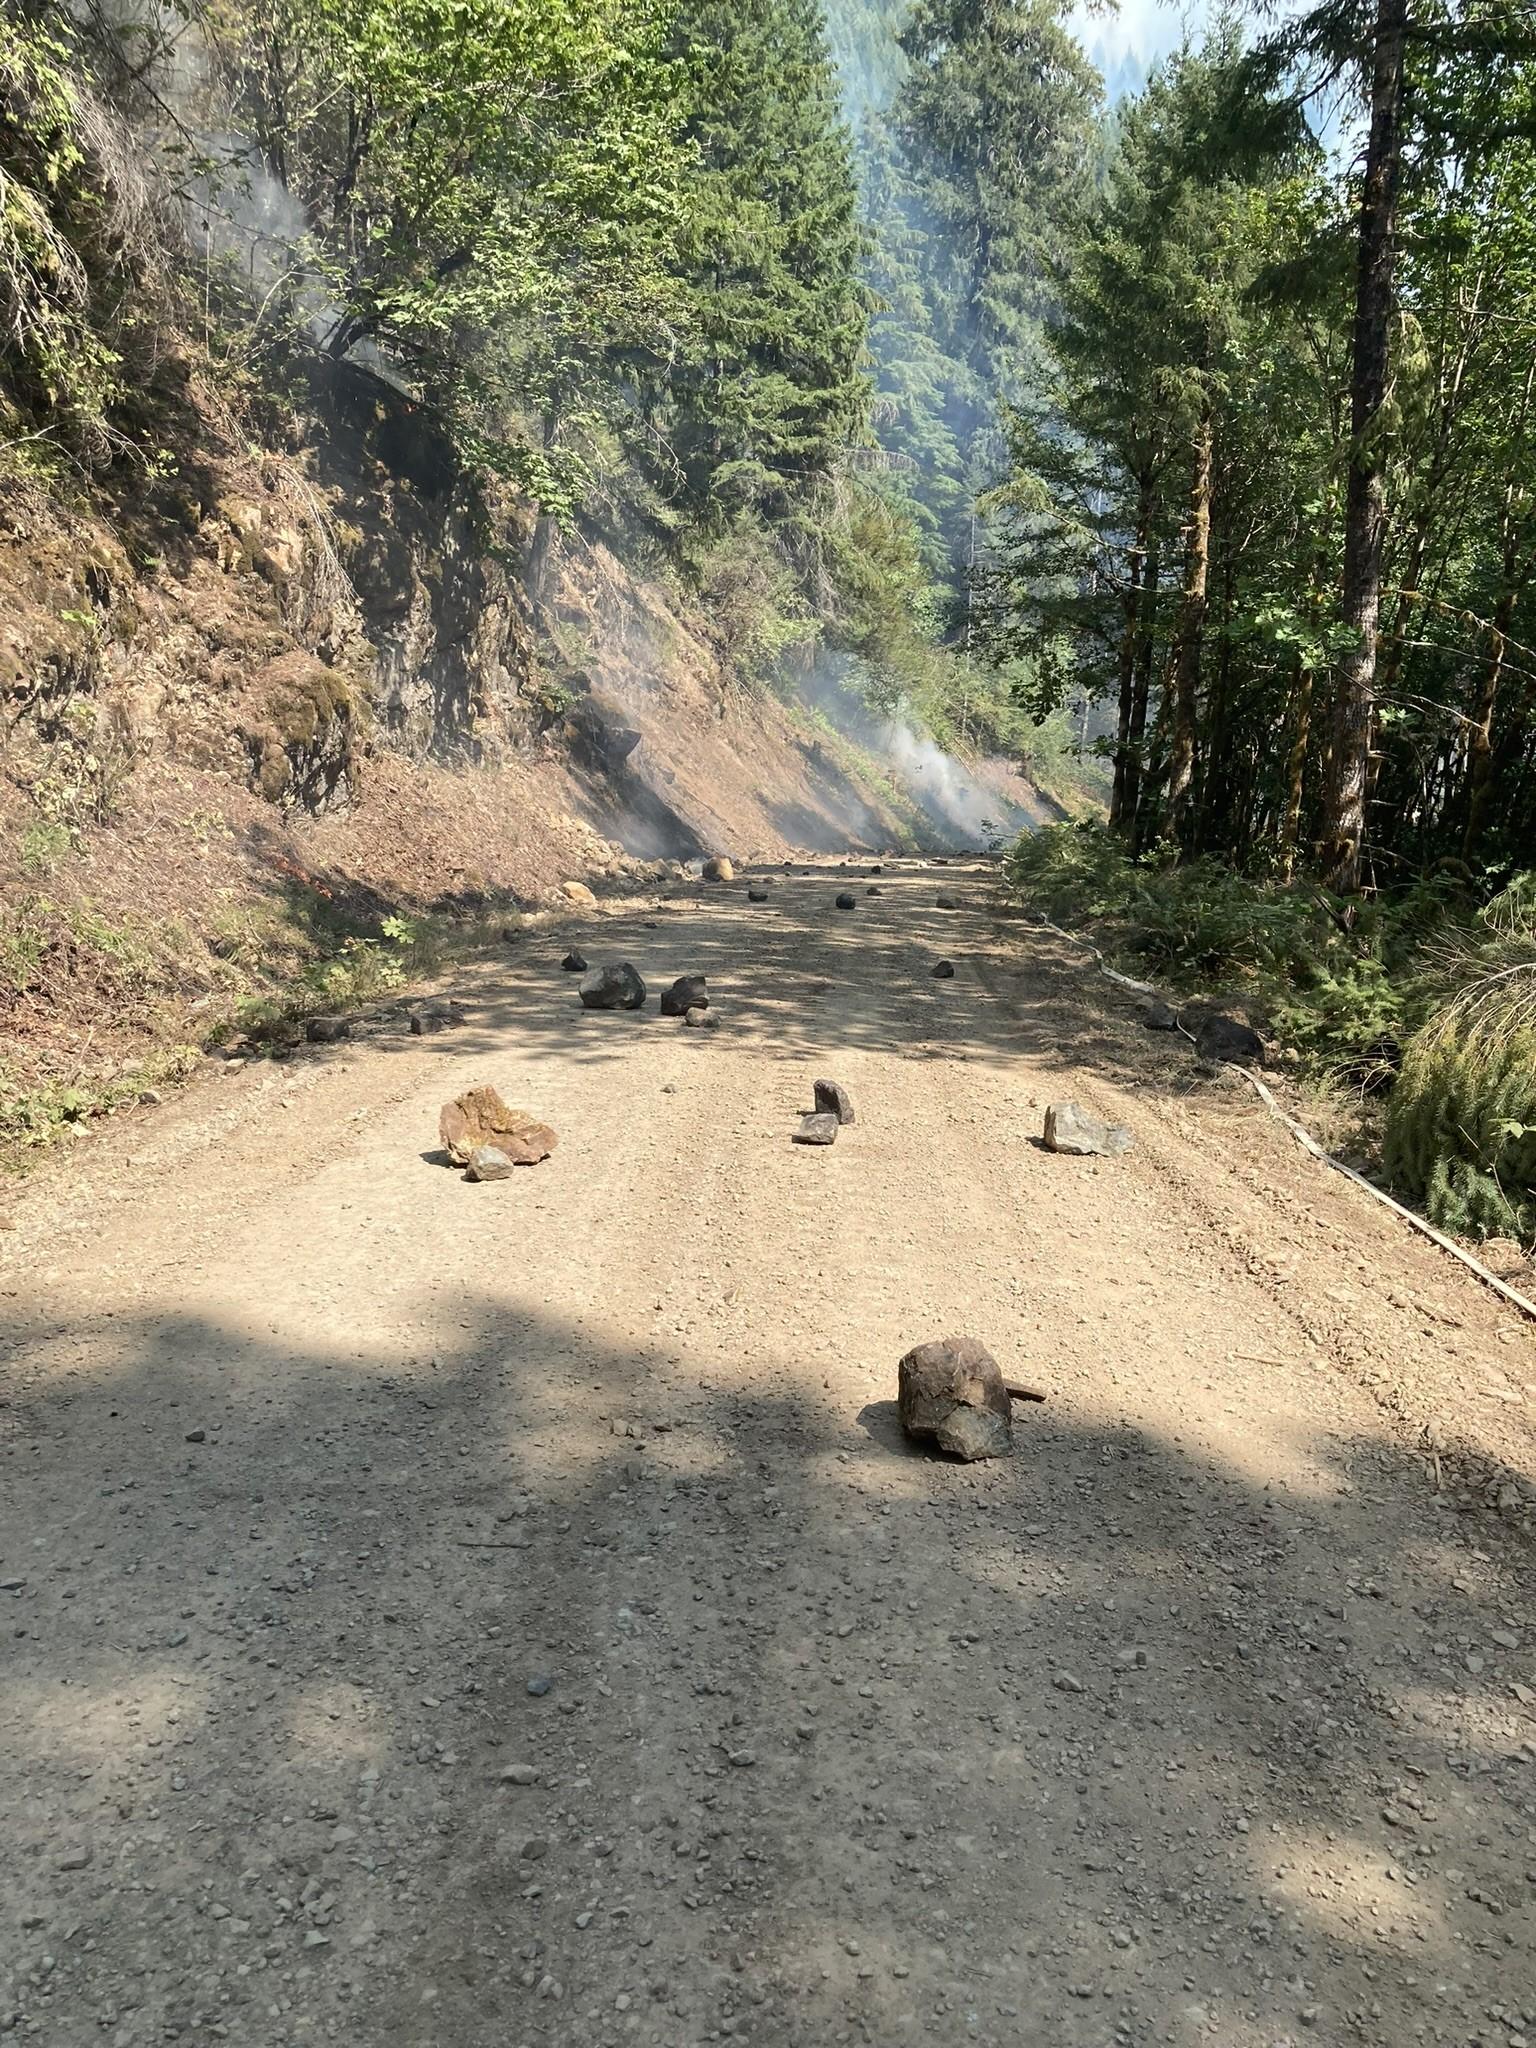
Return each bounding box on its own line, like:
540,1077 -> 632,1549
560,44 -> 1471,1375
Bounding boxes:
0,369 -> 991,1143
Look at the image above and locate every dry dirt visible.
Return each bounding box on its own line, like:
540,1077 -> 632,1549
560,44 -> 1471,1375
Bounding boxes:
3,860 -> 1536,2048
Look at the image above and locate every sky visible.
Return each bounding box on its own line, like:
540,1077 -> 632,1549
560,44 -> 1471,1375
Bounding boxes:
1070,0 -> 1214,67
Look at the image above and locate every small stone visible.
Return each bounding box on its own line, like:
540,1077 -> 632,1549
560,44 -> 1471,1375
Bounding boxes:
560,881 -> 597,906
518,1837 -> 551,1862
1491,1627 -> 1520,1651
813,1078 -> 855,1126
835,893 -> 857,910
184,1428 -> 206,1444
866,886 -> 881,897
561,950 -> 588,972
56,1847 -> 92,1871
465,1147 -> 516,1182
498,1765 -> 540,1786
578,963 -> 647,1011
1043,1101 -> 1133,1157
794,1113 -> 840,1146
1053,1672 -> 1085,1694
306,1015 -> 351,1043
702,857 -> 735,883
748,887 -> 770,903
660,974 -> 708,1017
409,998 -> 468,1036
726,1750 -> 757,1769
527,1675 -> 553,1697
1194,1012 -> 1265,1065
684,1007 -> 719,1030
1136,997 -> 1178,1031
935,893 -> 960,910
932,959 -> 955,978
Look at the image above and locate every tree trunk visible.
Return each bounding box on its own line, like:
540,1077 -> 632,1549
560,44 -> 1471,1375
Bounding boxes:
1126,541 -> 1160,849
1164,410 -> 1212,846
1320,0 -> 1408,893
1110,486 -> 1154,834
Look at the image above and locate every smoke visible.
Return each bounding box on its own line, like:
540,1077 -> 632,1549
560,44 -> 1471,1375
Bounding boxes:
802,655 -> 1036,853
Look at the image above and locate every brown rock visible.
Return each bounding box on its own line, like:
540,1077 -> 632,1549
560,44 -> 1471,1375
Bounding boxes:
897,1336 -> 1013,1461
560,881 -> 597,907
440,1086 -> 557,1169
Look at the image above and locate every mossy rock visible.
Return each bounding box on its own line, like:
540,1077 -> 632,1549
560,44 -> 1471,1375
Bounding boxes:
242,652 -> 363,813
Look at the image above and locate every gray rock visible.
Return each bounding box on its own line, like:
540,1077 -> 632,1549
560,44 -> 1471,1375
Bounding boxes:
794,1112 -> 840,1146
748,886 -> 770,902
465,1146 -> 516,1182
1195,1013 -> 1265,1065
866,885 -> 881,896
935,893 -> 960,910
561,950 -> 588,972
498,1764 -> 540,1786
409,998 -> 468,1036
1136,996 -> 1178,1031
932,959 -> 955,979
835,893 -> 857,910
814,1078 -> 855,1125
897,1335 -> 1013,1461
306,1014 -> 351,1044
527,1675 -> 553,1697
578,963 -> 647,1011
684,1007 -> 719,1030
56,1847 -> 93,1871
1043,1101 -> 1133,1157
660,974 -> 708,1017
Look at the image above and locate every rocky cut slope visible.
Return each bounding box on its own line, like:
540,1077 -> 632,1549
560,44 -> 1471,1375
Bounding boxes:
0,353 -> 951,1151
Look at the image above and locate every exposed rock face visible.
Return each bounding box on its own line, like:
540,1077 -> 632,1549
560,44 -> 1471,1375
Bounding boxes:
1043,1101 -> 1133,1157
439,1086 -> 557,1167
1195,1013 -> 1264,1065
578,962 -> 647,1010
702,857 -> 735,882
793,1112 -> 840,1145
814,1079 -> 855,1126
898,1336 -> 1013,1461
660,974 -> 708,1017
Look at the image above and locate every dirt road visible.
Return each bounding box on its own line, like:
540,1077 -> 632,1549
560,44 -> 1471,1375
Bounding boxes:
4,859 -> 1536,2048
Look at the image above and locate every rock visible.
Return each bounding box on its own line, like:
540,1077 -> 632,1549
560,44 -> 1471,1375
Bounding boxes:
1043,1101 -> 1133,1157
306,1014 -> 351,1044
1195,1012 -> 1265,1065
702,857 -> 735,883
684,1007 -> 718,1030
897,1336 -> 1013,1461
814,1078 -> 855,1126
835,893 -> 857,910
560,881 -> 597,906
1136,996 -> 1179,1031
439,1085 -> 558,1167
866,886 -> 881,897
56,1847 -> 92,1871
932,959 -> 955,979
465,1146 -> 517,1182
578,963 -> 647,1011
561,950 -> 588,972
935,893 -> 960,910
185,1428 -> 206,1444
748,886 -> 770,903
409,998 -> 468,1036
501,926 -> 521,944
498,1764 -> 540,1786
660,974 -> 708,1017
794,1112 -> 840,1146
526,1675 -> 553,1697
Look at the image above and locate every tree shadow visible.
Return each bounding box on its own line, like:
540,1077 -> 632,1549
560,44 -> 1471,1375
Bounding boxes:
3,1285 -> 1534,2046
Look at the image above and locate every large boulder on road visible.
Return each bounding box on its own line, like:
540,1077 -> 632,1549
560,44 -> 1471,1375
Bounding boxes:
579,963 -> 647,1011
898,1336 -> 1013,1461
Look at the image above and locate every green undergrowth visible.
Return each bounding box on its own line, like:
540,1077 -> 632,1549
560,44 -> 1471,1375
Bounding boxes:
0,883 -> 517,1172
1005,821 -> 1536,1245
